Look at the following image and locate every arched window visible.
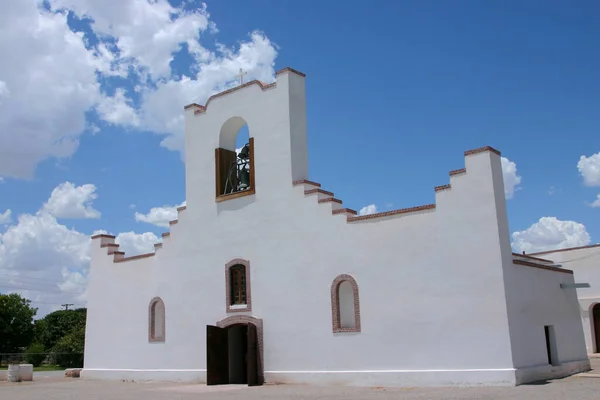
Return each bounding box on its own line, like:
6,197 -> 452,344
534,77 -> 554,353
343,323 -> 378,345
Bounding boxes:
215,117 -> 255,202
148,297 -> 166,342
331,274 -> 361,333
226,259 -> 252,313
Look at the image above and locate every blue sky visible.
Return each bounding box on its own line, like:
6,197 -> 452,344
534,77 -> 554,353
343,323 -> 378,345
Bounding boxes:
0,0 -> 599,313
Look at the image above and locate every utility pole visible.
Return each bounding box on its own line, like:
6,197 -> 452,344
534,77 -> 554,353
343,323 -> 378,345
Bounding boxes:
61,303 -> 74,311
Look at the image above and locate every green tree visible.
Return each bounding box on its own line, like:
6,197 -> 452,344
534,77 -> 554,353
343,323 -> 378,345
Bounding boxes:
0,293 -> 37,353
53,325 -> 85,368
41,308 -> 86,350
33,318 -> 47,344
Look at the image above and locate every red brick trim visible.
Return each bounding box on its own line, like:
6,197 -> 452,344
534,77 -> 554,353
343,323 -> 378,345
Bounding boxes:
162,232 -> 170,238
225,259 -> 252,313
184,67 -> 305,115
184,103 -> 202,110
292,179 -> 321,188
318,198 -> 342,204
332,208 -> 357,215
216,315 -> 263,380
528,243 -> 600,256
169,220 -> 178,225
115,252 -> 155,263
91,234 -> 115,240
348,204 -> 435,222
449,168 -> 466,176
191,81 -> 275,115
331,274 -> 361,333
434,184 -> 451,192
513,259 -> 573,274
100,243 -> 119,248
464,146 -> 501,156
512,252 -> 553,263
177,206 -> 187,212
305,188 -> 334,197
275,67 -> 306,77
148,297 -> 166,343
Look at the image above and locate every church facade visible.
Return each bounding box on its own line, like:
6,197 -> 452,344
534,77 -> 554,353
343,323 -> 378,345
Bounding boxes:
82,67 -> 590,387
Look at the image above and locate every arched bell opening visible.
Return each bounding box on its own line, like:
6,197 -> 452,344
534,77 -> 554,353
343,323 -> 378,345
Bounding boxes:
215,117 -> 255,200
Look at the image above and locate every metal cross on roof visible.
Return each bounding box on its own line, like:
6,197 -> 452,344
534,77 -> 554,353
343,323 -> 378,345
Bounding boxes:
236,68 -> 248,85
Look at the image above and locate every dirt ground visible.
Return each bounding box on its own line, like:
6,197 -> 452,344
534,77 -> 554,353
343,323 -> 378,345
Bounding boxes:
2,360 -> 600,400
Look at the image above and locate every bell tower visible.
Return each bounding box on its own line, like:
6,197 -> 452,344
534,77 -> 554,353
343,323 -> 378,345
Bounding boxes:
183,68 -> 309,211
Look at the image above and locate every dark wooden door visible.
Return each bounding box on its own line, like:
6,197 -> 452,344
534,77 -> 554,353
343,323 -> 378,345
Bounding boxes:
207,325 -> 229,385
246,323 -> 262,386
594,306 -> 600,353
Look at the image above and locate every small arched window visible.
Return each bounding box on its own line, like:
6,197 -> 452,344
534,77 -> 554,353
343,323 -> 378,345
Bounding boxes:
148,297 -> 166,342
331,274 -> 361,333
226,259 -> 252,313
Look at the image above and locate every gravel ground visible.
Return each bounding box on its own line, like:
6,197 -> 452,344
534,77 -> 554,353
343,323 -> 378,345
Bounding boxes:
2,362 -> 600,400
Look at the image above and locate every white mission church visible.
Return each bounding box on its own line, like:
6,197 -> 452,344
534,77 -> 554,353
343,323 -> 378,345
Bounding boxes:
82,67 -> 591,387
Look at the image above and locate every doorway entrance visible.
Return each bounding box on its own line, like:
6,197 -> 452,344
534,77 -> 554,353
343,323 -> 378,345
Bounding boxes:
593,304 -> 600,353
206,322 -> 263,386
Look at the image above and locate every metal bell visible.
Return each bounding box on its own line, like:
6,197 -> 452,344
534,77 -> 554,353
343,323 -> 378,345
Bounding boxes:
238,168 -> 250,189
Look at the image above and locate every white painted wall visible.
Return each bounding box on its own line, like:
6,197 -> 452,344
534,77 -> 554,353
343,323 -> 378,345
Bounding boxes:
530,245 -> 600,354
82,69 -> 588,387
503,264 -> 589,383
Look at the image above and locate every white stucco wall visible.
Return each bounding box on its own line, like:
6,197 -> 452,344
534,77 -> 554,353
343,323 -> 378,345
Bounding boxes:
82,68 -> 588,387
530,245 -> 600,355
503,263 -> 589,383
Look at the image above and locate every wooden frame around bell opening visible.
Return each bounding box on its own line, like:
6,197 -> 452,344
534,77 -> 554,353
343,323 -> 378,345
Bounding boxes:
215,137 -> 255,202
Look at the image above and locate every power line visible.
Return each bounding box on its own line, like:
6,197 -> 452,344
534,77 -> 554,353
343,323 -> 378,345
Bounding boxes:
0,285 -> 84,295
0,277 -> 76,290
559,250 -> 600,264
0,272 -> 72,284
61,303 -> 74,310
29,300 -> 84,306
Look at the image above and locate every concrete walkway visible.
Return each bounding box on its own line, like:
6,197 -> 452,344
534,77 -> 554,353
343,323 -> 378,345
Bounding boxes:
1,362 -> 600,400
577,356 -> 600,378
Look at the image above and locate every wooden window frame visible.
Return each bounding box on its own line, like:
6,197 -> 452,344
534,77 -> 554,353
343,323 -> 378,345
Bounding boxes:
230,265 -> 247,305
148,297 -> 166,342
225,259 -> 252,313
215,137 -> 256,202
331,274 -> 361,333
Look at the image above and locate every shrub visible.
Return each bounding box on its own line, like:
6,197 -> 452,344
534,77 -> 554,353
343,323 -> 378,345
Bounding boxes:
52,326 -> 85,368
24,343 -> 46,367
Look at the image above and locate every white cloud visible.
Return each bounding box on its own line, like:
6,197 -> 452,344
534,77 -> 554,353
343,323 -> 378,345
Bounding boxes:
135,201 -> 185,228
0,1 -> 107,179
359,204 -> 378,216
589,194 -> 600,208
1,1 -> 278,180
0,209 -> 12,224
511,217 -> 591,254
0,211 -> 91,315
96,88 -> 140,127
49,0 -> 212,80
578,151 -> 600,187
0,183 -> 159,316
43,182 -> 101,219
501,157 -> 522,200
115,231 -> 160,255
0,80 -> 9,104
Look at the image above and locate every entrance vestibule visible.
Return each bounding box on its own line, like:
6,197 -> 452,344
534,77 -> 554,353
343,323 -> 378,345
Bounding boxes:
206,322 -> 262,386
